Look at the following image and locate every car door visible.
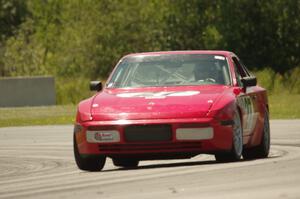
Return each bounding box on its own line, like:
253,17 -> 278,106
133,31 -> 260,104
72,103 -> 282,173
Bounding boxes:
232,56 -> 259,136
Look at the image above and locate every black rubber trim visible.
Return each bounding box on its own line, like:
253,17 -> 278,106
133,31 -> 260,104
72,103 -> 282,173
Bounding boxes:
220,120 -> 234,126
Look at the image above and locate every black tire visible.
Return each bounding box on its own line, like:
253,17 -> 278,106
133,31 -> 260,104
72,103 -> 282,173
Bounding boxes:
73,134 -> 106,171
112,158 -> 139,168
243,109 -> 270,160
215,111 -> 243,162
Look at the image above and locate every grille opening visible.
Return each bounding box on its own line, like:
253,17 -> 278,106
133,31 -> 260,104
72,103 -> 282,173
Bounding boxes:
124,124 -> 172,142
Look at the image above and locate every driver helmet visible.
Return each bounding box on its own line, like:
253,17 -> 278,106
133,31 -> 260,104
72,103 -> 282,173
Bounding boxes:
194,61 -> 216,81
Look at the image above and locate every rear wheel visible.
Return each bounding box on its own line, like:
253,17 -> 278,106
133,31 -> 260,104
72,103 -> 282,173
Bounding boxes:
112,158 -> 139,168
243,109 -> 270,160
215,111 -> 243,162
73,134 -> 106,171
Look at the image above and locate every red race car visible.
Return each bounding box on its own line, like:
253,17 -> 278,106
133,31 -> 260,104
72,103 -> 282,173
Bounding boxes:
73,51 -> 270,171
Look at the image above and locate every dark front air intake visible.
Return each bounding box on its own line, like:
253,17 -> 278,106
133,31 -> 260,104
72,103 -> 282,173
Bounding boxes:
124,124 -> 172,142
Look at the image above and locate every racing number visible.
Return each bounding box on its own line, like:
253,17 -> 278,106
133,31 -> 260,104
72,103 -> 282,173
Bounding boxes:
238,95 -> 256,135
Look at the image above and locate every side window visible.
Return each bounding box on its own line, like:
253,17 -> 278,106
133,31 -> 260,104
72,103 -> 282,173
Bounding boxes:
232,57 -> 244,86
239,59 -> 252,77
232,57 -> 249,77
232,56 -> 254,87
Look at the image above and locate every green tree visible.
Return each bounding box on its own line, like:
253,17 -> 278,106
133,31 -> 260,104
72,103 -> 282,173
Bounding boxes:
218,0 -> 300,74
3,0 -> 168,79
0,0 -> 27,76
1,0 -> 300,104
163,0 -> 222,50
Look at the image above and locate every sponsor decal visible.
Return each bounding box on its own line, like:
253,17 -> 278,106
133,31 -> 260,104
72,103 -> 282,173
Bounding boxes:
86,130 -> 120,143
94,132 -> 113,141
214,55 -> 226,60
117,91 -> 200,98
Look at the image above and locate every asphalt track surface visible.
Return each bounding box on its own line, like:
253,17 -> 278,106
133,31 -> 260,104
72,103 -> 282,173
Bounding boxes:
0,120 -> 299,199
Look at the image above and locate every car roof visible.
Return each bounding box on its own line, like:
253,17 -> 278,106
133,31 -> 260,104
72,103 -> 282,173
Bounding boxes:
123,50 -> 234,58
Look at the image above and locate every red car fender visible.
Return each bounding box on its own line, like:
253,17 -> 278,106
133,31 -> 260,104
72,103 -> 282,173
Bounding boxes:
77,97 -> 93,122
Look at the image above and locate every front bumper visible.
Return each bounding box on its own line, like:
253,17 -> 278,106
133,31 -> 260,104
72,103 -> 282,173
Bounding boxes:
74,118 -> 233,156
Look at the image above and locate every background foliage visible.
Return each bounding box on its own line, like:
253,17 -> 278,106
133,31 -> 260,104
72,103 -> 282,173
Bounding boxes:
0,0 -> 299,104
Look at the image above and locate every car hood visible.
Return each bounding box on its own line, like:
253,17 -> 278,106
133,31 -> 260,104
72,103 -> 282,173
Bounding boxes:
90,86 -> 227,121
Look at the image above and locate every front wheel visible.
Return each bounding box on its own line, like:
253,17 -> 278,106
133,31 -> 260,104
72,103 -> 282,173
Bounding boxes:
112,158 -> 139,168
215,111 -> 243,162
243,109 -> 270,160
73,134 -> 106,171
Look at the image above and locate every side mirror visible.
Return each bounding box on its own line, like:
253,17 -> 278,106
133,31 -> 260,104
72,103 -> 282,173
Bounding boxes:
90,81 -> 102,91
241,76 -> 257,88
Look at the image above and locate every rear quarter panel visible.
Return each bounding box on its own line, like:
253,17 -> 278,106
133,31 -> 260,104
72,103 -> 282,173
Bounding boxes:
246,85 -> 268,147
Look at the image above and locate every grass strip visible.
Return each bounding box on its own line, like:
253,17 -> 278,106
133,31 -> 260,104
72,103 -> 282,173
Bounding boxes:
0,105 -> 76,127
269,94 -> 300,119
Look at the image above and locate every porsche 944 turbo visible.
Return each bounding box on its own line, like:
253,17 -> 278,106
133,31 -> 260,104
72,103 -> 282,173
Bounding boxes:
73,51 -> 270,171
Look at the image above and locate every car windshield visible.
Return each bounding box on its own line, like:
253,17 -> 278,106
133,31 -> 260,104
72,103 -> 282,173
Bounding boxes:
107,54 -> 231,88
